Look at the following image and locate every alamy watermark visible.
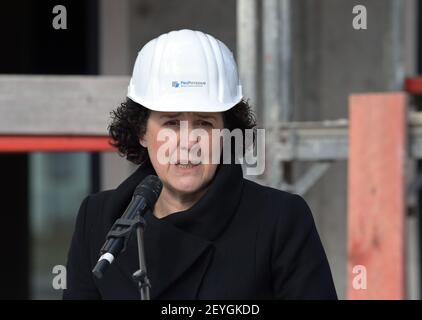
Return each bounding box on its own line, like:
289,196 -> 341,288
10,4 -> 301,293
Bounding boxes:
352,264 -> 367,290
52,265 -> 67,290
52,5 -> 67,30
352,5 -> 367,30
156,121 -> 266,175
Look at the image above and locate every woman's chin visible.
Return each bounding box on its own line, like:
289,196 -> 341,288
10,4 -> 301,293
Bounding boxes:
167,177 -> 204,194
158,163 -> 217,195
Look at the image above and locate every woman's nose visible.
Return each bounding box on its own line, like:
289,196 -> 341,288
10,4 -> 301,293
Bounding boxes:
178,125 -> 200,150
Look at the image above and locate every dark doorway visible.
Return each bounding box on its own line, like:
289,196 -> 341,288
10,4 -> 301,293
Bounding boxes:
0,0 -> 99,299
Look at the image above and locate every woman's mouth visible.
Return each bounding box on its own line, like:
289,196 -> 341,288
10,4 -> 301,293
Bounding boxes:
175,162 -> 200,169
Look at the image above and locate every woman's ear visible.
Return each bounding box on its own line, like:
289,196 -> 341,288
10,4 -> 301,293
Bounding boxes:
139,136 -> 147,148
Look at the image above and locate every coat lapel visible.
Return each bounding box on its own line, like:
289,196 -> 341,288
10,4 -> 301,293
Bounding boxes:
99,163 -> 244,299
117,213 -> 214,299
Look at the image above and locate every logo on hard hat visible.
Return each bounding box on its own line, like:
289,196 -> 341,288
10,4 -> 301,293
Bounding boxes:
172,81 -> 206,88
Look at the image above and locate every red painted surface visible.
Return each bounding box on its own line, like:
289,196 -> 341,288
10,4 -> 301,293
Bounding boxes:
404,77 -> 422,94
0,135 -> 115,152
347,93 -> 406,299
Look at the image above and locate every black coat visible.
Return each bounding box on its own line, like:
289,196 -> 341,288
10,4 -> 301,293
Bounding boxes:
63,163 -> 337,300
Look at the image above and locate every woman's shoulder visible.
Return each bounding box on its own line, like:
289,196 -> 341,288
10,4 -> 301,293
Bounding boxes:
74,189 -> 116,231
85,188 -> 115,204
241,178 -> 315,227
81,189 -> 115,214
242,178 -> 309,208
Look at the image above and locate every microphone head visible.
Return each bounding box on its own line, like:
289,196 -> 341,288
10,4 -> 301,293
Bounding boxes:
134,175 -> 163,209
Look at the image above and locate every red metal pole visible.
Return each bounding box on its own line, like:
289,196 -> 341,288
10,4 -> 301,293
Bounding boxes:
348,92 -> 407,299
0,135 -> 115,152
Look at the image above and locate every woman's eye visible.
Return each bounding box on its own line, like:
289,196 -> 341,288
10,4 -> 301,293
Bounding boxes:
164,120 -> 179,126
197,121 -> 213,127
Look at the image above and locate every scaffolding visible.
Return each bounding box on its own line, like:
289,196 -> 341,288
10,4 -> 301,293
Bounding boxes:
0,0 -> 418,300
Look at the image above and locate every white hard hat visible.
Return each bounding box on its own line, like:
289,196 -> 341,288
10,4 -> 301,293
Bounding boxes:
127,29 -> 243,112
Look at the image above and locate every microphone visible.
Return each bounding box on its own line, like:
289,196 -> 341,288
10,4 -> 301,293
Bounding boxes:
92,175 -> 163,279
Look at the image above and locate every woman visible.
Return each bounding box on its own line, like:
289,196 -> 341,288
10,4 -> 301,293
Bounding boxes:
63,29 -> 337,299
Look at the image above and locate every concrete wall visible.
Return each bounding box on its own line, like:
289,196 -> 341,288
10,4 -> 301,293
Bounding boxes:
128,0 -> 237,64
99,0 -> 418,299
291,0 -> 417,298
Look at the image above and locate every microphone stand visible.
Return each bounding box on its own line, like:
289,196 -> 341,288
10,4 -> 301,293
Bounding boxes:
132,212 -> 151,300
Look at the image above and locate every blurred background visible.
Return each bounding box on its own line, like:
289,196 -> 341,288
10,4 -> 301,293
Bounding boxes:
0,0 -> 420,299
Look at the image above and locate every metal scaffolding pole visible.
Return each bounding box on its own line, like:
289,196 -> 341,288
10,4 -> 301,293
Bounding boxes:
279,0 -> 293,122
262,0 -> 292,187
236,0 -> 258,113
390,0 -> 405,91
262,0 -> 280,127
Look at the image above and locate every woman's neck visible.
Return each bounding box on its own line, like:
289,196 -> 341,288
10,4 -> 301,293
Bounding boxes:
153,186 -> 207,219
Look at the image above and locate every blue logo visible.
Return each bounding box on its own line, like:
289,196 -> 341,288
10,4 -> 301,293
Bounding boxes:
172,80 -> 206,88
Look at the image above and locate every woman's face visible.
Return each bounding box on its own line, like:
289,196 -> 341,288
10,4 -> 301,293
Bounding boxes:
140,111 -> 224,196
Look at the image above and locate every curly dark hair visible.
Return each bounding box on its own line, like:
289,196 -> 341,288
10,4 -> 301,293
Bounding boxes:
108,98 -> 256,165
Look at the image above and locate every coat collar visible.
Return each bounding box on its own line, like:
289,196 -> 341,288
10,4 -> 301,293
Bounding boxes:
101,163 -> 244,299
